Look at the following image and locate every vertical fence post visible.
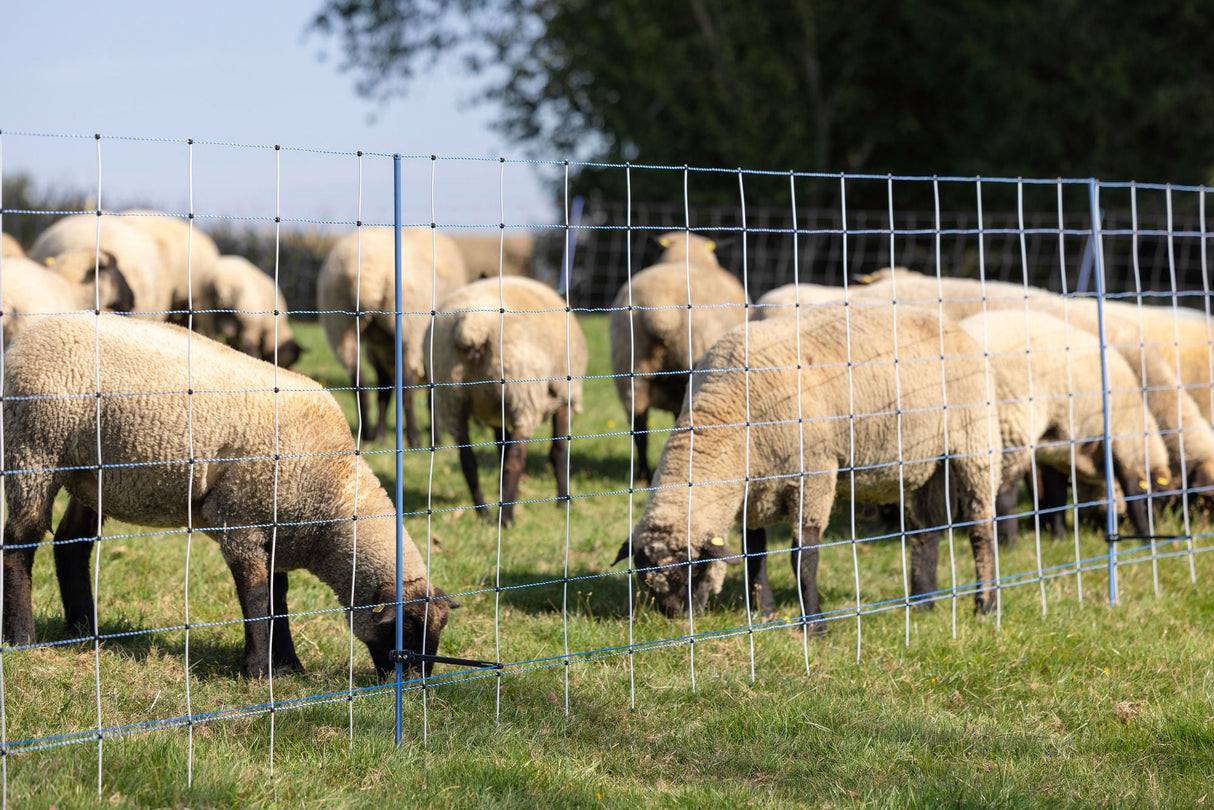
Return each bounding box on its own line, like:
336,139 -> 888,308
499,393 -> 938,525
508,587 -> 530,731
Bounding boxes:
1088,178 -> 1119,607
393,153 -> 406,744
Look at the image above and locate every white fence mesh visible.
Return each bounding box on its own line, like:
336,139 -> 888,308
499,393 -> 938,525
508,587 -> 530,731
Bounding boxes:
0,129 -> 1211,798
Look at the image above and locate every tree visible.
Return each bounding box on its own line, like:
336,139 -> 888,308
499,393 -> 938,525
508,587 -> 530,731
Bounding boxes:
312,0 -> 1214,206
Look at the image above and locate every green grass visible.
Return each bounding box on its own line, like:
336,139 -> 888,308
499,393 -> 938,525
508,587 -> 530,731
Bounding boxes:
4,315 -> 1213,808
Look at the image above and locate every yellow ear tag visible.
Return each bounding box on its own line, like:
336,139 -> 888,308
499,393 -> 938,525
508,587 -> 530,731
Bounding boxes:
1156,476 -> 1170,487
1138,479 -> 1150,491
710,536 -> 725,546
705,240 -> 717,251
658,237 -> 671,248
860,273 -> 873,284
371,604 -> 385,614
43,256 -> 55,266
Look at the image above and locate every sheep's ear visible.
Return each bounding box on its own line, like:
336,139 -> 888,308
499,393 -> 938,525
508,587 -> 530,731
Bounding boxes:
700,535 -> 739,565
612,540 -> 632,566
430,586 -> 460,610
370,600 -> 397,626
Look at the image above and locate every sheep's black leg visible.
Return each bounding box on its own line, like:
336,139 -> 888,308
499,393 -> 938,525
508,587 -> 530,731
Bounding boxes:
2,529 -> 41,646
789,525 -> 824,636
227,556 -> 276,677
52,497 -> 100,637
270,571 -> 302,672
454,417 -> 486,513
401,362 -> 420,449
632,409 -> 651,487
908,529 -> 940,610
1117,466 -> 1153,539
743,527 -> 776,620
550,406 -> 571,505
499,434 -> 528,528
1038,466 -> 1070,538
371,354 -> 394,444
995,482 -> 1020,548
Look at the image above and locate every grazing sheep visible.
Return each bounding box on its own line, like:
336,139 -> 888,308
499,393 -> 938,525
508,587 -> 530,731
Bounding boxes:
120,209 -> 222,321
455,234 -> 534,279
752,283 -> 847,321
608,238 -> 748,484
425,276 -> 587,527
1,315 -> 452,678
194,254 -> 302,368
1104,301 -> 1214,422
616,306 -> 1010,622
959,310 -> 1172,540
28,214 -> 170,320
1,232 -> 23,258
317,227 -> 470,446
0,252 -> 134,347
857,268 -> 1214,511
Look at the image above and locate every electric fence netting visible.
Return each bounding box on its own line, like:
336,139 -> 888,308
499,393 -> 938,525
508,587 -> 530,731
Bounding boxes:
0,130 -> 1211,800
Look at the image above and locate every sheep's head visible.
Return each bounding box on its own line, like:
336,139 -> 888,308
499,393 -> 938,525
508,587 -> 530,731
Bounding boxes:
52,248 -> 136,313
356,582 -> 457,679
262,337 -> 303,369
613,531 -> 737,617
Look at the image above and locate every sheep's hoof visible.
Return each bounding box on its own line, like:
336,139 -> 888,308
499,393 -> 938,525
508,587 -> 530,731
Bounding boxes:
243,658 -> 305,678
909,595 -> 936,612
799,617 -> 827,637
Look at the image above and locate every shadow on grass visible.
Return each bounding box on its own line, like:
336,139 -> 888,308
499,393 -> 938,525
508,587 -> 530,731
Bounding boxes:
495,567 -> 635,620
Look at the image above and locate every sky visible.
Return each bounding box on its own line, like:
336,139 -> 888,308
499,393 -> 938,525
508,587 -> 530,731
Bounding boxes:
0,2 -> 555,231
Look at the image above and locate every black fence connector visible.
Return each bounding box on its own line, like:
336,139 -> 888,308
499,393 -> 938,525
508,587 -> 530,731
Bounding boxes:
391,650 -> 504,670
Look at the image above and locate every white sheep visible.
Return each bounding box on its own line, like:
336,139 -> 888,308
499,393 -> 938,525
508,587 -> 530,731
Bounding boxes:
616,305 -> 1010,622
121,208 -> 222,320
1104,300 -> 1214,422
608,235 -> 748,484
857,268 -> 1214,512
318,227 -> 470,446
193,254 -> 302,368
752,282 -> 847,321
454,233 -> 534,279
1,315 -> 452,678
959,310 -> 1172,540
28,213 -> 170,320
0,252 -> 134,347
425,276 -> 587,527
1,232 -> 23,258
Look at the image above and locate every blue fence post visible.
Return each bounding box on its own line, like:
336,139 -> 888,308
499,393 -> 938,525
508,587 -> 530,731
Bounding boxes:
1088,178 -> 1119,607
392,153 -> 406,744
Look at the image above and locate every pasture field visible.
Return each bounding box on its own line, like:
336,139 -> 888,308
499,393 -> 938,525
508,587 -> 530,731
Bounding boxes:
3,315 -> 1213,808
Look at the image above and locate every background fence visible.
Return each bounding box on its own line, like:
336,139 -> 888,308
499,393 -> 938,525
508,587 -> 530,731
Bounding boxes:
0,130 -> 1211,800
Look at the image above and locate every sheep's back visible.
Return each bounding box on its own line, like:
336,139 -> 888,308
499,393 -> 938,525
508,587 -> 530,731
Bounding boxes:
3,315 -> 351,529
29,214 -> 170,319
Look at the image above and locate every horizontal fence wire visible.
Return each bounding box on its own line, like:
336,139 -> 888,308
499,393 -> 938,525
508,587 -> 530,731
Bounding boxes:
0,129 -> 1211,800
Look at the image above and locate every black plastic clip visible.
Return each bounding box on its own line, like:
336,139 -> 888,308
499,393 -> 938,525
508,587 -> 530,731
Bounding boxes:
1107,534 -> 1180,543
391,650 -> 503,670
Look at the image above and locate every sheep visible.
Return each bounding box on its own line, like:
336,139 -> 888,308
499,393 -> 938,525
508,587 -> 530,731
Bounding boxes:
193,254 -> 302,368
1,314 -> 452,678
1104,301 -> 1214,422
1,232 -> 23,258
454,233 -> 534,279
317,227 -> 470,446
752,283 -> 847,321
425,276 -> 587,527
0,252 -> 134,347
856,268 -> 1214,512
28,213 -> 170,320
959,310 -> 1172,540
120,208 -> 222,321
652,230 -> 722,268
615,305 -> 1012,623
608,236 -> 748,485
